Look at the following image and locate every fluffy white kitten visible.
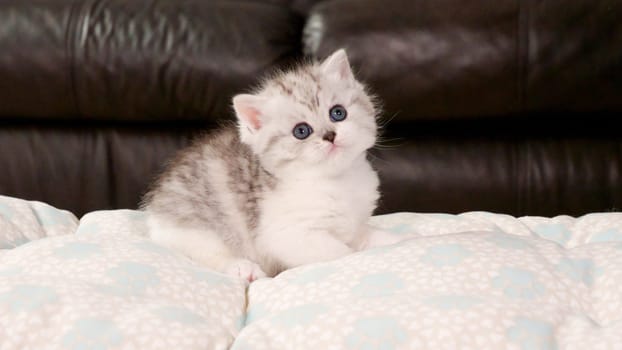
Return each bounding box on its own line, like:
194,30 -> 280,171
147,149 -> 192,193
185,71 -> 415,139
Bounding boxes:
142,49 -> 395,281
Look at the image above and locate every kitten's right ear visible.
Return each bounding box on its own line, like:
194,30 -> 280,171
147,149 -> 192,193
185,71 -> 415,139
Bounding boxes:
233,94 -> 265,132
320,49 -> 354,81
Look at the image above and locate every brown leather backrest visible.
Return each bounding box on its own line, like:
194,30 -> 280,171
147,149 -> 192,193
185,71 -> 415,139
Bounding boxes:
305,0 -> 622,121
0,0 -> 303,121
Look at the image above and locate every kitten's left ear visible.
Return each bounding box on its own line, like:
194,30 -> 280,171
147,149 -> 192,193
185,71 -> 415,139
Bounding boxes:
233,94 -> 266,132
320,49 -> 354,81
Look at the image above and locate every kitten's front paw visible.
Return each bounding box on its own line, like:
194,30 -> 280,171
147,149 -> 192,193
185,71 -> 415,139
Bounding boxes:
225,259 -> 267,282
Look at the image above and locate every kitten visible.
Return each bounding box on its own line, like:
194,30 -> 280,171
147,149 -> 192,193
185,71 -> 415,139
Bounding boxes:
142,49 -> 392,281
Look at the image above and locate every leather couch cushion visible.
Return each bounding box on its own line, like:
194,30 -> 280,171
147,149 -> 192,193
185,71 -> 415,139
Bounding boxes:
374,116 -> 622,216
305,0 -> 622,121
0,123 -> 195,215
0,0 -> 303,121
2,117 -> 621,218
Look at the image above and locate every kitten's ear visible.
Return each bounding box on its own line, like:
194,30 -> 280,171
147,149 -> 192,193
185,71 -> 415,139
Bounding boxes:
320,49 -> 354,81
233,94 -> 265,131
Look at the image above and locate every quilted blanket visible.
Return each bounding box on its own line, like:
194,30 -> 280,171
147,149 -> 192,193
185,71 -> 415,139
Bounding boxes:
2,194 -> 622,349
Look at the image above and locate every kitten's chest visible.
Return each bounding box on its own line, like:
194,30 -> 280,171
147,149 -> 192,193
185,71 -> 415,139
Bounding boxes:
261,161 -> 379,239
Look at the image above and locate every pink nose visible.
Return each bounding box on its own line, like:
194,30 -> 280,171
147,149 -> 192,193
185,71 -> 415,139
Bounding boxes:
323,131 -> 336,143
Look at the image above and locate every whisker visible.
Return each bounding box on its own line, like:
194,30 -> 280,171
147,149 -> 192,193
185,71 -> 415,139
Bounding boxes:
377,111 -> 401,130
373,145 -> 402,152
376,136 -> 404,143
366,152 -> 392,165
374,135 -> 407,150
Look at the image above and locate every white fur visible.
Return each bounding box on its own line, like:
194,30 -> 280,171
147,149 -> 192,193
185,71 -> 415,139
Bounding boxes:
147,214 -> 234,271
256,154 -> 379,272
148,214 -> 267,281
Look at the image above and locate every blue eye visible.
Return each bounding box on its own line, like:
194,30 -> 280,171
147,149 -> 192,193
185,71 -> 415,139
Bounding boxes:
329,105 -> 347,122
293,123 -> 313,140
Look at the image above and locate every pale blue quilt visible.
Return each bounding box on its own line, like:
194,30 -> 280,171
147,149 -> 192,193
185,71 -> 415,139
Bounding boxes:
2,195 -> 622,349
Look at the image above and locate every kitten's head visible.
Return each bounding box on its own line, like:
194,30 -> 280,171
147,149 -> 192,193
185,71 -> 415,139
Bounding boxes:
232,49 -> 378,177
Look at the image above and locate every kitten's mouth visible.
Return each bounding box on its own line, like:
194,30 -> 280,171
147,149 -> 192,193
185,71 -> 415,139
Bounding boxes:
327,143 -> 339,155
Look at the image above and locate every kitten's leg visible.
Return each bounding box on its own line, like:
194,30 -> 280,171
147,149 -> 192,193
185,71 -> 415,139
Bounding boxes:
260,230 -> 353,269
147,214 -> 266,281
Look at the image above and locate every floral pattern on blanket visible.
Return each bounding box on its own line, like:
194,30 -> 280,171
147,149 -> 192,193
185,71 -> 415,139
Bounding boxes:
0,195 -> 78,249
0,197 -> 247,350
3,196 -> 622,349
234,212 -> 622,350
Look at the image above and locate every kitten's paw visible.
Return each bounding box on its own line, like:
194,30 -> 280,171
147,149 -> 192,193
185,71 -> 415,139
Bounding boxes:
225,259 -> 267,282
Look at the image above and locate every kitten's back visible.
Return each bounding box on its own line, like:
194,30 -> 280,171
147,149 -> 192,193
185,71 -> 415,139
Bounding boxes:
142,126 -> 272,237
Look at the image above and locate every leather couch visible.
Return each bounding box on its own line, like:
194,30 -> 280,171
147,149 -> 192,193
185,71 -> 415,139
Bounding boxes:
1,0 -> 621,218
